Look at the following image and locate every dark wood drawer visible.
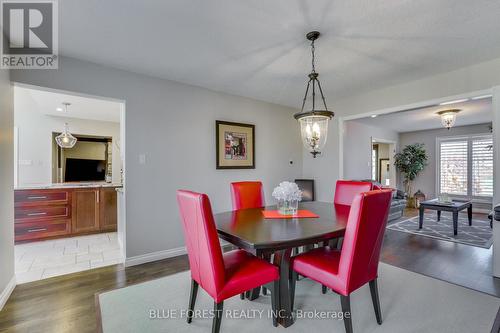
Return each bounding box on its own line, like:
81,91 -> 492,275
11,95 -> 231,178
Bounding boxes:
15,190 -> 69,206
15,219 -> 71,242
15,206 -> 70,222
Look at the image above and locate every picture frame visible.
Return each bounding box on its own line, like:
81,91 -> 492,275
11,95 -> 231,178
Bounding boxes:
216,120 -> 255,169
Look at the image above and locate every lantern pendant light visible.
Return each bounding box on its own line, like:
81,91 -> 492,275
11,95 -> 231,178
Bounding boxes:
294,31 -> 334,158
437,109 -> 461,130
55,103 -> 77,148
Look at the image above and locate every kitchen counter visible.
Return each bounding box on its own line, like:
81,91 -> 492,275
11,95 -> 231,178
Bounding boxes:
15,182 -> 123,190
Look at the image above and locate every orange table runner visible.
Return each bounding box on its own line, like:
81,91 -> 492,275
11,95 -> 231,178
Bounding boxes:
262,210 -> 319,219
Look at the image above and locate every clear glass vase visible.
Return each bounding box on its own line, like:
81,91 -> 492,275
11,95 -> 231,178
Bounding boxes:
277,199 -> 299,215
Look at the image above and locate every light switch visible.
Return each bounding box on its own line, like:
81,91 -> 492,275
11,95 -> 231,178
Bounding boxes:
139,154 -> 146,165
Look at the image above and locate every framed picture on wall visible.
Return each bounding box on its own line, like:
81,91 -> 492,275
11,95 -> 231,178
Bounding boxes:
216,120 -> 255,169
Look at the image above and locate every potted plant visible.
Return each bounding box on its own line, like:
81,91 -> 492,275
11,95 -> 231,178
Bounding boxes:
394,143 -> 428,208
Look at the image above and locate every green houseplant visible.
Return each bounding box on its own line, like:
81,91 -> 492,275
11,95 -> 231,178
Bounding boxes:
394,143 -> 428,208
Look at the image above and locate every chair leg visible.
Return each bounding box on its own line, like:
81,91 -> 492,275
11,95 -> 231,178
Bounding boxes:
187,279 -> 199,324
340,295 -> 353,333
322,284 -> 327,294
289,271 -> 297,312
369,279 -> 383,324
212,301 -> 224,333
268,280 -> 279,327
240,293 -> 245,300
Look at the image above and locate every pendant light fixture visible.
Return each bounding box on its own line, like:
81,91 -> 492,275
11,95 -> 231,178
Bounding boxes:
55,103 -> 77,148
437,109 -> 460,130
294,31 -> 334,158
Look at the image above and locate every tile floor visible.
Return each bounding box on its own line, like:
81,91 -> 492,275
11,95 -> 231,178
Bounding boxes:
15,232 -> 124,284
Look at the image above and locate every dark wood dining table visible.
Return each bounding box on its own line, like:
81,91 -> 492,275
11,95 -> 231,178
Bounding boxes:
213,201 -> 349,327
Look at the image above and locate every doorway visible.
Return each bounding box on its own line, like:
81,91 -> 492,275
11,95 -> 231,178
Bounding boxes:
13,84 -> 126,283
371,139 -> 396,187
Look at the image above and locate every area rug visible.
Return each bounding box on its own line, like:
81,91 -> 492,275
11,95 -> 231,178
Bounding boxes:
387,212 -> 493,248
97,263 -> 500,333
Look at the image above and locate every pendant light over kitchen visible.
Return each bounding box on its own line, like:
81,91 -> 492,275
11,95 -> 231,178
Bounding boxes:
294,31 -> 334,158
55,103 -> 77,148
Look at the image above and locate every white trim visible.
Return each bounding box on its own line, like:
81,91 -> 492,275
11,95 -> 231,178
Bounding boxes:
0,276 -> 16,311
124,240 -> 231,268
337,118 -> 344,179
125,247 -> 187,267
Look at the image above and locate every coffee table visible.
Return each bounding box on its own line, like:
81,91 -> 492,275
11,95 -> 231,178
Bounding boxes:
419,199 -> 472,236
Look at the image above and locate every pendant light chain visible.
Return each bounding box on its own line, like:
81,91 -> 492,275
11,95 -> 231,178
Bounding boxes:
311,39 -> 316,73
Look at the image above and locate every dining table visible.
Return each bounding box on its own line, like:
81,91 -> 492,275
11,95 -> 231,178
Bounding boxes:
213,201 -> 349,327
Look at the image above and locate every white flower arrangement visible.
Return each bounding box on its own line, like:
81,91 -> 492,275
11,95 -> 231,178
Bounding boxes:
272,181 -> 303,202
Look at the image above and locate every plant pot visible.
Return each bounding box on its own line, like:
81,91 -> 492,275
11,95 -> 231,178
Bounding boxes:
406,197 -> 416,209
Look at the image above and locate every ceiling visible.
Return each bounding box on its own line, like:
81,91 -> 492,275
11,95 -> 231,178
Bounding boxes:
353,97 -> 492,133
58,1 -> 500,108
17,86 -> 121,122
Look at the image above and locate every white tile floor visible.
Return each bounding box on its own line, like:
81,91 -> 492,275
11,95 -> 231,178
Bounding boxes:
15,232 -> 124,284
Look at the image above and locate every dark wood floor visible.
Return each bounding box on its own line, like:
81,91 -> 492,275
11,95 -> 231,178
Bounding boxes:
382,209 -> 500,298
0,209 -> 499,332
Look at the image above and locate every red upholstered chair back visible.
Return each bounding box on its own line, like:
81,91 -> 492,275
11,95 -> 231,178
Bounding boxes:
176,190 -> 225,299
230,181 -> 264,210
338,189 -> 392,294
334,180 -> 373,206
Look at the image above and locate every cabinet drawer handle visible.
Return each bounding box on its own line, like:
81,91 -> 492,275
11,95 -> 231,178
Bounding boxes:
27,196 -> 47,200
27,212 -> 47,216
27,228 -> 47,233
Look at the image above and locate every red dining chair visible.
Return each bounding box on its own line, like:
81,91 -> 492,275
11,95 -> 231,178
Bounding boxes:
316,180 -> 374,294
230,181 -> 272,298
334,180 -> 373,207
176,190 -> 279,332
290,189 -> 393,333
230,181 -> 264,210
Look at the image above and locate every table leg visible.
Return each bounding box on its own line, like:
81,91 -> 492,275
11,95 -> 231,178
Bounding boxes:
453,211 -> 458,236
437,210 -> 441,221
247,250 -> 263,300
468,205 -> 472,226
273,248 -> 294,327
419,206 -> 424,229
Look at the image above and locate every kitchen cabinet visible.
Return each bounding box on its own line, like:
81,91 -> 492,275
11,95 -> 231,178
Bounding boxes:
15,186 -> 119,243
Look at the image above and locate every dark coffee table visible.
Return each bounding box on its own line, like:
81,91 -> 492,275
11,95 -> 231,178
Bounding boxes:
419,199 -> 472,235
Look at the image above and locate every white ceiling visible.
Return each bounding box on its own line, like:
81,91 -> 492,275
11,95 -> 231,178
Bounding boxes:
353,97 -> 492,133
17,86 -> 121,122
58,1 -> 500,108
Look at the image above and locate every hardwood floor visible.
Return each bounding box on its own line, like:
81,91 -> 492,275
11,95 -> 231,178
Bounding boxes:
1,209 -> 499,332
382,209 -> 500,298
0,256 -> 189,332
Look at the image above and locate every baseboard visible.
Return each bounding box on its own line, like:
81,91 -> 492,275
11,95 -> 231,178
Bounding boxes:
125,246 -> 187,267
0,276 -> 16,311
124,241 -> 232,268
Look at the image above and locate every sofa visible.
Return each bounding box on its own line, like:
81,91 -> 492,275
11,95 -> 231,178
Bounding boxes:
356,180 -> 407,222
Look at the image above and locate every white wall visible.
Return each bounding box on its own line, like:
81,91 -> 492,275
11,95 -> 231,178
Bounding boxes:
0,68 -> 15,310
343,121 -> 399,181
14,87 -> 121,186
11,56 -> 303,259
399,123 -> 492,199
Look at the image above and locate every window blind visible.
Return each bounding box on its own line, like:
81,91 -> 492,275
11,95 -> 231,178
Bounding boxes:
472,137 -> 493,197
439,140 -> 468,195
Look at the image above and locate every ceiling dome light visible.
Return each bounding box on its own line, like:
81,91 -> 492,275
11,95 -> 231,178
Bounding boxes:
437,109 -> 460,130
55,103 -> 77,148
294,31 -> 334,158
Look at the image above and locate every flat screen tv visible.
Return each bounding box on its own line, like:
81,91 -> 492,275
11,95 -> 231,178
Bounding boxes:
65,158 -> 106,182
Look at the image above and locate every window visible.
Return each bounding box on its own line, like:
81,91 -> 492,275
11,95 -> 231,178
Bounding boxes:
438,134 -> 493,200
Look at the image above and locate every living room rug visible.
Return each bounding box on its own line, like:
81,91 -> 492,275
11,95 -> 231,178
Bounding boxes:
387,212 -> 492,248
97,263 -> 500,333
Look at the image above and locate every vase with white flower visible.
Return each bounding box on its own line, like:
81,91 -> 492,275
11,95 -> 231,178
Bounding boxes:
272,181 -> 302,215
